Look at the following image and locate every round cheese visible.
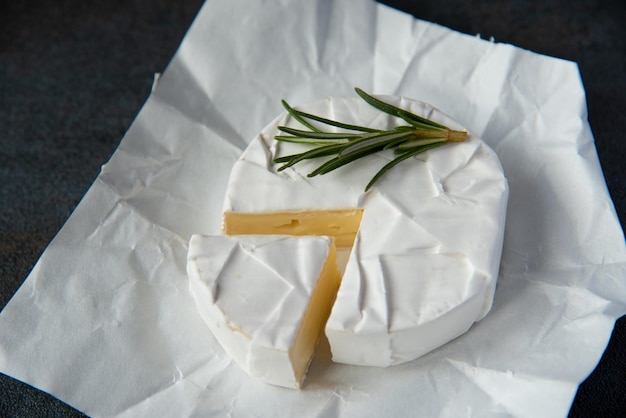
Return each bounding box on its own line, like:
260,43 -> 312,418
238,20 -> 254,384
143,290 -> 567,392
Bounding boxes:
223,95 -> 509,367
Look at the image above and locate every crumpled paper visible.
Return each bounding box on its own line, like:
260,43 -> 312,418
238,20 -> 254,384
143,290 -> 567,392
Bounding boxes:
1,0 -> 625,417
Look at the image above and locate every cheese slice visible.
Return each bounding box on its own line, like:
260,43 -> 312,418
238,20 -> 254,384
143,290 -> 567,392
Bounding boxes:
223,95 -> 509,367
187,234 -> 341,389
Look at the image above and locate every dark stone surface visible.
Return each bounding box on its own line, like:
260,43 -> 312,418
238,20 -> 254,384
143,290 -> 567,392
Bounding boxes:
1,0 -> 624,416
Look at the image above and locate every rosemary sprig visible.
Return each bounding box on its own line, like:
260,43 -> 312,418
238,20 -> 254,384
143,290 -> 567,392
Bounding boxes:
273,88 -> 467,191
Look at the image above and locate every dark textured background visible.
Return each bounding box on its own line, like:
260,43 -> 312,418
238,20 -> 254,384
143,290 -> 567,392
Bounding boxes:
1,0 -> 624,416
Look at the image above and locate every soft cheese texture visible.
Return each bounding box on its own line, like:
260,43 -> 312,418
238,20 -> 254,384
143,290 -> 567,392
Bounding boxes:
224,209 -> 363,248
187,234 -> 342,388
223,96 -> 509,367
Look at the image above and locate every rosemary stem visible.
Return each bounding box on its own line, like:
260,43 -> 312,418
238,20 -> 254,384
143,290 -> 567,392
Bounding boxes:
448,129 -> 467,142
273,88 -> 468,190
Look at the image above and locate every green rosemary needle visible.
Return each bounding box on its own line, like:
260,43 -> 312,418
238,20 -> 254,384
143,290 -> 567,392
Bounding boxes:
273,87 -> 467,191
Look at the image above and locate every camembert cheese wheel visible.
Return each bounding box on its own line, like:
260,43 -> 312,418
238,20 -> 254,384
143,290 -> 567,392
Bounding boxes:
187,234 -> 342,388
223,95 -> 508,367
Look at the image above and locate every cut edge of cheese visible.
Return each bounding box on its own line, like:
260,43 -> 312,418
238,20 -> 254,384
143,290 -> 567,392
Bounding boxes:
187,234 -> 342,389
289,237 -> 342,386
223,209 -> 363,249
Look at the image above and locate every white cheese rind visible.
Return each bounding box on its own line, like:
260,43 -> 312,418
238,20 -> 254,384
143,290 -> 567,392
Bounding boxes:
187,234 -> 334,388
223,96 -> 509,366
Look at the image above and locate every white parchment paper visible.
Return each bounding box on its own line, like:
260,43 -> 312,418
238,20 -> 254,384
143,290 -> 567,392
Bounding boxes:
1,1 -> 625,417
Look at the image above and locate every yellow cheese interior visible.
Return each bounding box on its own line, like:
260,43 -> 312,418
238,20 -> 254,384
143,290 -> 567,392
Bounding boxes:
223,209 -> 361,387
223,209 -> 364,249
289,240 -> 342,387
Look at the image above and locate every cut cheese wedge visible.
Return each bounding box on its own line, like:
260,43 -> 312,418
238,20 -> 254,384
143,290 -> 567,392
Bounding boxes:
187,234 -> 342,389
223,95 -> 509,367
